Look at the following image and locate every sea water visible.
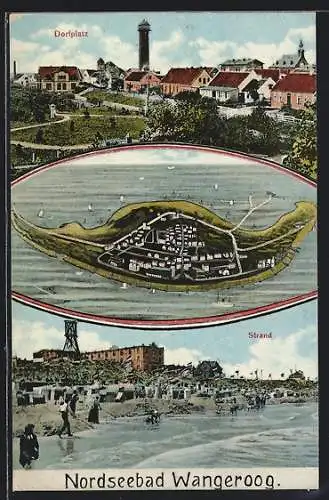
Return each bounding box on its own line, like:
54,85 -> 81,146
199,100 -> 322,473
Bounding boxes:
13,403 -> 318,469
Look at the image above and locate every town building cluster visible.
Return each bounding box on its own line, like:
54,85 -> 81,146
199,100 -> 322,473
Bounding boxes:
11,18 -> 316,111
96,211 -> 279,284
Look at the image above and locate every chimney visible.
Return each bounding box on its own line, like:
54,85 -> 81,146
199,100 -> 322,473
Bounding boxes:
13,60 -> 17,79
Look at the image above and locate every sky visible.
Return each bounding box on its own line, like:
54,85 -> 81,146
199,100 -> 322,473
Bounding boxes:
9,12 -> 316,74
11,299 -> 318,379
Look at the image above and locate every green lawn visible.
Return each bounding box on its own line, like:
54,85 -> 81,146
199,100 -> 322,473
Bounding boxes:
86,91 -> 144,108
11,116 -> 146,146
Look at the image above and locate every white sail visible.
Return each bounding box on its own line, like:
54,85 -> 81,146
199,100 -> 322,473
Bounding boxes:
214,183 -> 218,190
120,195 -> 124,202
88,203 -> 93,212
120,283 -> 128,289
38,208 -> 44,217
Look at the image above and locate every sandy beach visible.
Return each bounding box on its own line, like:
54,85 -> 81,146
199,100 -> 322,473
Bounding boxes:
12,396 -> 217,437
12,393 -> 316,438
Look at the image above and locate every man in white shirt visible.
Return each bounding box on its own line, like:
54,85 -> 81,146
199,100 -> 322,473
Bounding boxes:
58,398 -> 73,438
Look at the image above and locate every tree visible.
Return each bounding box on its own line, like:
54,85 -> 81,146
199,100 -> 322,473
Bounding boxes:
35,128 -> 44,144
144,92 -> 225,144
282,103 -> 317,180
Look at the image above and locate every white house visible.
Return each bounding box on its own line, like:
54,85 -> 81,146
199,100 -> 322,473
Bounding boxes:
199,70 -> 262,103
257,77 -> 276,100
13,73 -> 39,88
80,69 -> 98,85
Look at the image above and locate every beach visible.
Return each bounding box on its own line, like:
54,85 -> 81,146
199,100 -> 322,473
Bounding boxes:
13,400 -> 318,469
13,397 -> 216,437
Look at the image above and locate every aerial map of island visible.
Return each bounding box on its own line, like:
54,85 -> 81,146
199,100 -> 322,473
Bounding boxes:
12,196 -> 316,293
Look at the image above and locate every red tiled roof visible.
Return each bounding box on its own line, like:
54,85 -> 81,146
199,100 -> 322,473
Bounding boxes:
38,66 -> 81,80
272,73 -> 316,93
255,69 -> 280,82
161,67 -> 204,85
209,71 -> 250,88
125,71 -> 147,82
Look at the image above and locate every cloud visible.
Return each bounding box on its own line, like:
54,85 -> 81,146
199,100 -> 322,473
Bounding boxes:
151,30 -> 189,72
164,346 -> 205,366
222,325 -> 317,379
10,20 -> 316,76
189,24 -> 316,67
12,319 -> 112,359
69,147 -> 251,167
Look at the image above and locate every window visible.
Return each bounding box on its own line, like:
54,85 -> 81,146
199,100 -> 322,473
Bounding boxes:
58,74 -> 67,80
46,83 -> 52,90
71,83 -> 76,89
297,95 -> 302,104
62,83 -> 67,90
203,78 -> 206,84
198,78 -> 201,83
57,83 -> 61,90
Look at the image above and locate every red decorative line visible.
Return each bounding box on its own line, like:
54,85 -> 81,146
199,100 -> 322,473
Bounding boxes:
12,290 -> 317,329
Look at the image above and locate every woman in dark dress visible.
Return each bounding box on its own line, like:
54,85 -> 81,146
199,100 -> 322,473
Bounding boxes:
88,396 -> 101,424
19,424 -> 39,469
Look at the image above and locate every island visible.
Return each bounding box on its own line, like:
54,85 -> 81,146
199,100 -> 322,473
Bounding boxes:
11,198 -> 317,292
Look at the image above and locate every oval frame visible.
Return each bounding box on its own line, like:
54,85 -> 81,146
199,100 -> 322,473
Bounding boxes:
11,143 -> 317,329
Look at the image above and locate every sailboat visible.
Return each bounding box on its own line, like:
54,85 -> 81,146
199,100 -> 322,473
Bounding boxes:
139,176 -> 145,181
120,195 -> 124,202
38,208 -> 44,218
214,293 -> 234,308
120,282 -> 128,289
214,183 -> 218,190
88,203 -> 93,212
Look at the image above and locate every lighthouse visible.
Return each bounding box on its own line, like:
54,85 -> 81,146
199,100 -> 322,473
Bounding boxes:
138,19 -> 151,71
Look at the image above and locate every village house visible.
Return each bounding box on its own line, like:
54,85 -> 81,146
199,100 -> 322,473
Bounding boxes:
242,76 -> 276,103
219,58 -> 264,72
12,72 -> 39,89
124,70 -> 162,93
38,66 -> 82,92
80,69 -> 98,85
95,58 -> 126,89
270,72 -> 316,110
254,68 -> 281,83
161,67 -> 213,96
199,70 -> 261,103
269,40 -> 312,75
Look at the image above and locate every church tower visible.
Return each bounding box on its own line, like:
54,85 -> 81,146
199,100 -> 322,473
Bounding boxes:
138,19 -> 151,70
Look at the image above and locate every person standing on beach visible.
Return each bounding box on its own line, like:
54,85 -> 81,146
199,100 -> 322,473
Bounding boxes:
88,396 -> 101,424
58,397 -> 73,438
69,391 -> 79,417
19,424 -> 39,469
